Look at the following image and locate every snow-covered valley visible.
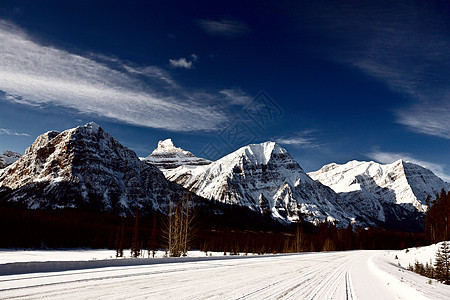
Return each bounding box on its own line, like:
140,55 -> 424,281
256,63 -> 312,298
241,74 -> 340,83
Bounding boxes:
1,249 -> 449,299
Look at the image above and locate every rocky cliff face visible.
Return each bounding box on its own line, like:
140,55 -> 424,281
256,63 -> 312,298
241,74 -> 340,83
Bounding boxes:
308,160 -> 448,230
0,150 -> 21,169
0,123 -> 184,215
164,142 -> 366,226
141,139 -> 211,170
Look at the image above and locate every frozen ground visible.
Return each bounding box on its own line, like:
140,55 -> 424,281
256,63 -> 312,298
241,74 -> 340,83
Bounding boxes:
394,241 -> 448,269
1,249 -> 450,299
0,249 -> 232,264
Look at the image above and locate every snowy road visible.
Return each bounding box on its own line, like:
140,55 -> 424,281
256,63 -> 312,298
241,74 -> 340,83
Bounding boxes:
1,250 -> 449,299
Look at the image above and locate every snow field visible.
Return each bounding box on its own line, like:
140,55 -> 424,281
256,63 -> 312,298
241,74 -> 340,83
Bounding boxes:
1,250 -> 450,299
394,241 -> 449,268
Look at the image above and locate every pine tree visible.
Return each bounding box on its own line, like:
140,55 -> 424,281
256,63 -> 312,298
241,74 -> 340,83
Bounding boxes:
295,224 -> 303,252
149,214 -> 158,258
131,206 -> 140,258
434,241 -> 450,284
115,221 -> 125,258
114,224 -> 121,258
426,190 -> 450,243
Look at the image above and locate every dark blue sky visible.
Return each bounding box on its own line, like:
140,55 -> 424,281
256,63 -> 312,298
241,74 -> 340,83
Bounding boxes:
0,0 -> 449,180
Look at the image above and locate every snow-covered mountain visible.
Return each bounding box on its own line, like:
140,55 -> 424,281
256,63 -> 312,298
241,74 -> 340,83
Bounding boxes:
141,139 -> 210,170
0,123 -> 185,214
0,151 -> 21,169
308,160 -> 448,229
2,124 -> 446,230
164,141 -> 366,226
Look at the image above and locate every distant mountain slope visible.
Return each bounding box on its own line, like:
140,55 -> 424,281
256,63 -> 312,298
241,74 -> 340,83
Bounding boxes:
141,139 -> 210,170
0,151 -> 21,169
308,160 -> 448,230
0,123 -> 185,215
164,142 -> 367,226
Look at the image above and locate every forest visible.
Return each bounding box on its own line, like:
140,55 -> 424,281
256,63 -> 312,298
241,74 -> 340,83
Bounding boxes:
0,192 -> 432,255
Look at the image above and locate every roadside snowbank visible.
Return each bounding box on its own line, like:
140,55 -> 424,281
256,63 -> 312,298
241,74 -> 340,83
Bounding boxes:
394,241 -> 449,269
0,249 -> 247,265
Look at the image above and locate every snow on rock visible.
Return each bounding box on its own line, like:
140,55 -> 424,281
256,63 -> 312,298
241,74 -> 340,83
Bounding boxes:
0,150 -> 21,169
165,141 -> 368,226
0,123 -> 186,214
308,160 -> 448,228
142,138 -> 211,170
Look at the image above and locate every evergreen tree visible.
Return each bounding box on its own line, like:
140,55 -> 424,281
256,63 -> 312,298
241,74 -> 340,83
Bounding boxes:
131,206 -> 140,258
149,214 -> 158,258
434,241 -> 450,284
426,190 -> 450,243
115,221 -> 125,258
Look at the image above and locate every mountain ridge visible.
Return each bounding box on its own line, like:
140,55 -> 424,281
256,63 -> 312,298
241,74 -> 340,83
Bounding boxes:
164,141 -> 369,227
0,123 -> 187,215
308,159 -> 448,230
1,124 -> 448,231
0,150 -> 21,169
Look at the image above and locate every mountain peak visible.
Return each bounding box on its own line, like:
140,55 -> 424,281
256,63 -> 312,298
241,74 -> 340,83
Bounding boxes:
0,123 -> 182,214
219,141 -> 285,166
308,159 -> 448,228
143,139 -> 211,170
152,138 -> 183,154
84,122 -> 101,131
164,139 -> 350,225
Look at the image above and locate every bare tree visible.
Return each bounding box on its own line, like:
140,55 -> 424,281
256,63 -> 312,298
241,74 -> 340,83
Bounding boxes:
163,193 -> 196,257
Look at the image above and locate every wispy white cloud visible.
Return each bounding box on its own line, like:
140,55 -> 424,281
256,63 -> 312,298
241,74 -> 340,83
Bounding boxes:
297,1 -> 450,139
219,87 -> 252,106
275,131 -> 320,148
0,20 -> 226,132
197,18 -> 250,37
169,57 -> 193,69
395,101 -> 450,140
0,128 -> 30,136
367,150 -> 450,182
190,53 -> 198,62
169,54 -> 198,69
122,65 -> 178,87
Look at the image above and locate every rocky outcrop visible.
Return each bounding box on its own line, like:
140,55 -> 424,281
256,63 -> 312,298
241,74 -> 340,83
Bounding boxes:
141,139 -> 211,170
0,123 -> 185,215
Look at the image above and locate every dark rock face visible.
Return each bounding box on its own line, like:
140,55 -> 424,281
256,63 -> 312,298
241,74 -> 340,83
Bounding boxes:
0,123 -> 184,215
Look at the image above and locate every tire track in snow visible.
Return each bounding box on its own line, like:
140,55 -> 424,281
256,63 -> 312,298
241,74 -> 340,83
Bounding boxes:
1,250 -> 439,299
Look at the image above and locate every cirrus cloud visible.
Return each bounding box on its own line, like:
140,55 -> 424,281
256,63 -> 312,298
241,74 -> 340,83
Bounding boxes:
295,0 -> 450,140
197,18 -> 250,38
0,128 -> 30,137
0,20 -> 226,132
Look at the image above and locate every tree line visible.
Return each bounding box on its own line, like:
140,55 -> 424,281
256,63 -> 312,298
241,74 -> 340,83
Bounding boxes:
407,241 -> 450,284
0,196 -> 428,253
425,189 -> 450,244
